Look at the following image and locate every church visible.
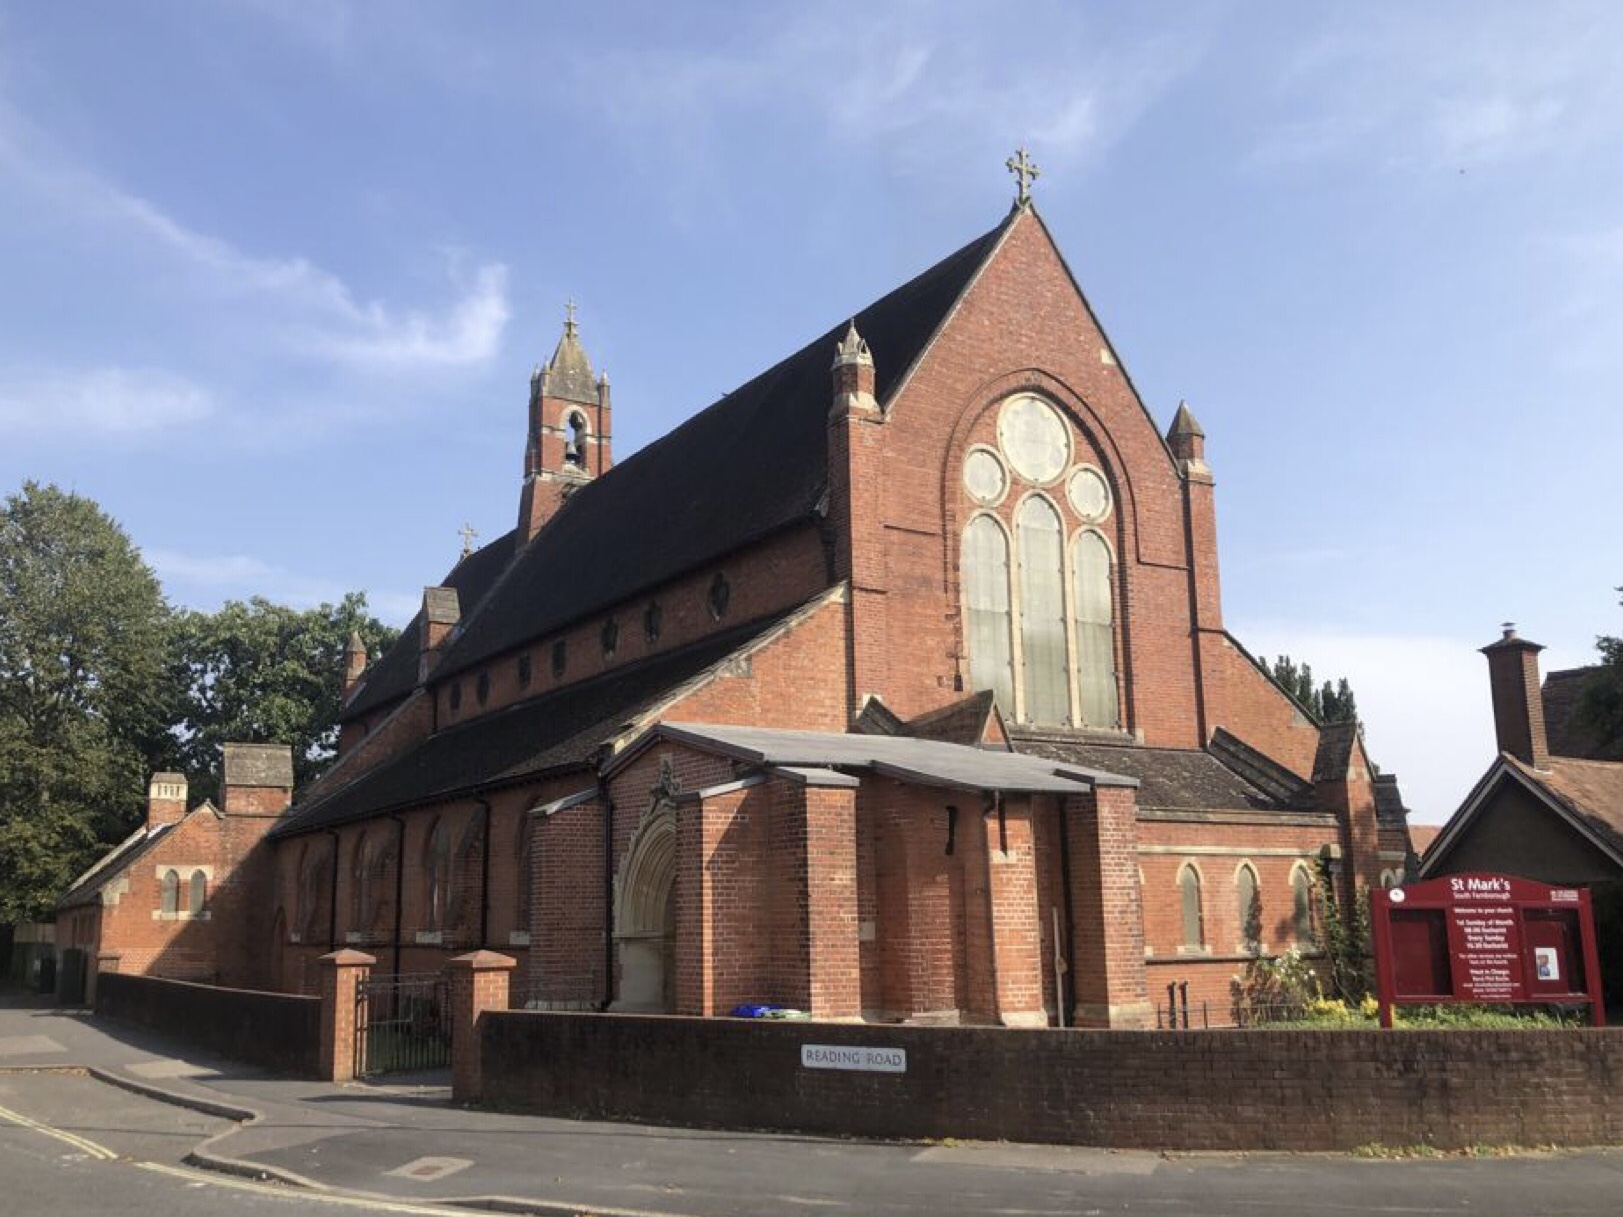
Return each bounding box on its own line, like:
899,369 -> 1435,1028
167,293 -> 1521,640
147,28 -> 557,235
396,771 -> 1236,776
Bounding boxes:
70,161 -> 1418,1027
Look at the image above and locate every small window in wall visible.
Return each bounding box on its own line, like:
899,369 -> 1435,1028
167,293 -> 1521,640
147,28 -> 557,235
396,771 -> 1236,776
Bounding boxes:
160,869 -> 180,916
476,670 -> 490,706
188,870 -> 207,916
1291,864 -> 1316,942
1235,863 -> 1261,953
551,639 -> 567,678
707,572 -> 731,621
517,653 -> 532,689
449,682 -> 462,711
351,833 -> 371,932
516,820 -> 534,933
643,601 -> 662,644
1178,864 -> 1204,950
424,820 -> 452,932
602,616 -> 619,659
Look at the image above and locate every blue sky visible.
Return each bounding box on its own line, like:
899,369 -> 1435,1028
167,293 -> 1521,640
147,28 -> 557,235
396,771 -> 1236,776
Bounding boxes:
2,1 -> 1619,822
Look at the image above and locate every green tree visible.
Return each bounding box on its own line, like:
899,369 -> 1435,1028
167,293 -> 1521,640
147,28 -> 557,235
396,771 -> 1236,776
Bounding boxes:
1576,586 -> 1623,760
168,594 -> 397,801
1263,655 -> 1359,725
0,482 -> 172,921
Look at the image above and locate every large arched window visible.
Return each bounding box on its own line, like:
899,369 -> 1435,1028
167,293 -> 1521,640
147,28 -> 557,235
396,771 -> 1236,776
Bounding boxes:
1234,863 -> 1261,953
188,870 -> 207,916
1073,530 -> 1119,727
962,515 -> 1015,713
1178,864 -> 1204,950
958,394 -> 1119,729
1016,496 -> 1068,724
1291,863 -> 1316,943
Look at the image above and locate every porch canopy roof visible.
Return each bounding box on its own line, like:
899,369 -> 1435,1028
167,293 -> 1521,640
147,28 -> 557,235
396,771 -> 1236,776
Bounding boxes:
650,723 -> 1139,796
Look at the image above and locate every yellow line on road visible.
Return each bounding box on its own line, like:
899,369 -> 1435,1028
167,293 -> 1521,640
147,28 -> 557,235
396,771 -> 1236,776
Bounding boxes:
0,1102 -> 119,1160
136,1162 -> 479,1215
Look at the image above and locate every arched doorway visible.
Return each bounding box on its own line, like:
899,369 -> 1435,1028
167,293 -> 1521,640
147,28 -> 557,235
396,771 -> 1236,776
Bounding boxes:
612,801 -> 677,1012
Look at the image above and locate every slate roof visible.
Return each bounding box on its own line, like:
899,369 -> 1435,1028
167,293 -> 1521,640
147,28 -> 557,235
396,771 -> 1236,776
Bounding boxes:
649,723 -> 1137,794
343,528 -> 518,720
431,219 -> 1011,683
57,823 -> 175,910
274,604 -> 815,838
1008,729 -> 1311,813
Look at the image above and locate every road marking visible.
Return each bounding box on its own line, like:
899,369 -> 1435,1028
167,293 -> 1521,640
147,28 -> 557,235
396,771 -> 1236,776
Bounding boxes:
0,1102 -> 118,1160
137,1162 -> 472,1214
0,1035 -> 67,1057
385,1156 -> 473,1182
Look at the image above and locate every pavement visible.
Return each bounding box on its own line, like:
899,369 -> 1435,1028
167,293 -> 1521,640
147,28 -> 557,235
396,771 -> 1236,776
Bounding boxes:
5,988 -> 1623,1217
0,989 -> 1189,1217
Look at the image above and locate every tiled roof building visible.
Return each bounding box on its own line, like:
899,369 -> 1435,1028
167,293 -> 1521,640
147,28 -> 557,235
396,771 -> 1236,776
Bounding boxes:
66,177 -> 1417,1026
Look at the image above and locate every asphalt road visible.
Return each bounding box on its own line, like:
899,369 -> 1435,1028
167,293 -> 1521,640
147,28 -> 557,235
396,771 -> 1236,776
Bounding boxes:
5,1068 -> 1623,1217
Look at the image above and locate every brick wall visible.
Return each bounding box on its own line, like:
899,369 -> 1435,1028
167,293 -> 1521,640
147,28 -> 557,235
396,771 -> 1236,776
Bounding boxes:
97,972 -> 321,1077
478,1012 -> 1623,1151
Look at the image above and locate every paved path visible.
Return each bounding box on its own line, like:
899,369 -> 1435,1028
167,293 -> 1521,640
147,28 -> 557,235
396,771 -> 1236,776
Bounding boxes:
3,991 -> 1623,1217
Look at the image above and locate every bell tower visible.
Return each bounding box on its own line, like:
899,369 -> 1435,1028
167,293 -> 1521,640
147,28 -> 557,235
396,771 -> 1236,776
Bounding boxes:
519,302 -> 612,543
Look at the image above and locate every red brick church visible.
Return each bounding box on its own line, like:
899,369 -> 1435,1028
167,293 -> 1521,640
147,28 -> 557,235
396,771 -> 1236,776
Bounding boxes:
67,166 -> 1417,1027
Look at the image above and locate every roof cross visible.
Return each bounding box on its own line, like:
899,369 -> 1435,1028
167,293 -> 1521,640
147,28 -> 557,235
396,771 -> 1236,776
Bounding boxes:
564,298 -> 578,337
459,522 -> 479,558
1006,147 -> 1040,205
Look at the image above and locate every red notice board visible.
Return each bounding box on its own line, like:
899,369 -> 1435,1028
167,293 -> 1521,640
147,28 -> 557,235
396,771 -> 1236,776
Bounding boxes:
1371,873 -> 1605,1028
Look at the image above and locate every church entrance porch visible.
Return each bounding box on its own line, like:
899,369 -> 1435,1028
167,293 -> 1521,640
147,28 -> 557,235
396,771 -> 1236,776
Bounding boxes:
612,801 -> 677,1013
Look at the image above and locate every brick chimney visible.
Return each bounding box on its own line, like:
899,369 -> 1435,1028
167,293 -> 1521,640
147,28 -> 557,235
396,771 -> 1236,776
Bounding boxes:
221,743 -> 295,816
342,630 -> 368,702
146,772 -> 188,830
418,586 -> 461,681
1481,624 -> 1549,769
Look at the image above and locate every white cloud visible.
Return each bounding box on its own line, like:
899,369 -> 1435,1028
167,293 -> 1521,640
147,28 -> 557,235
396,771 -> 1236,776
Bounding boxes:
0,95 -> 509,373
316,263 -> 510,370
1253,5 -> 1623,170
583,2 -> 1209,186
1235,621 -> 1497,825
0,367 -> 212,436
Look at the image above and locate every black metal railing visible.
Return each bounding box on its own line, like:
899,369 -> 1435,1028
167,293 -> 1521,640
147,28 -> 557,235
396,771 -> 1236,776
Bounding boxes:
355,972 -> 450,1076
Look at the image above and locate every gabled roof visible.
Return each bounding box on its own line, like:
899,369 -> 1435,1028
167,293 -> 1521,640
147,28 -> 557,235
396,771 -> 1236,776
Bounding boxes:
58,823 -> 173,910
431,218 -> 1012,682
343,528 -> 518,720
274,601 -> 825,838
1420,753 -> 1623,877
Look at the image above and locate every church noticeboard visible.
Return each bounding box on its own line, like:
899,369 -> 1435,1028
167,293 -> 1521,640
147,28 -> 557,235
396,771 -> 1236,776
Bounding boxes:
1371,873 -> 1604,1027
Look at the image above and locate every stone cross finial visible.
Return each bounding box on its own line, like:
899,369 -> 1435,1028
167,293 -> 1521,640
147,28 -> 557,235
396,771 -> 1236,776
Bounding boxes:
1006,147 -> 1040,205
459,522 -> 479,558
564,298 -> 578,337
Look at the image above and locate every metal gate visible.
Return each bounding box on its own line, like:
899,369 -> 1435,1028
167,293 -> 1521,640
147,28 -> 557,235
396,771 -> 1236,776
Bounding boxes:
355,972 -> 450,1077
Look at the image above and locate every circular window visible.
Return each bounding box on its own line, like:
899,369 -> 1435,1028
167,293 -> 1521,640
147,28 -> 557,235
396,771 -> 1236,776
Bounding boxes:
997,395 -> 1070,485
1067,467 -> 1112,522
962,449 -> 1007,505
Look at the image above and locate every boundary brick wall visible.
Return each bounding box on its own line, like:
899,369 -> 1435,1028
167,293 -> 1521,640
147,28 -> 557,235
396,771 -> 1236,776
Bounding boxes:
478,1012 -> 1623,1151
97,972 -> 321,1077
